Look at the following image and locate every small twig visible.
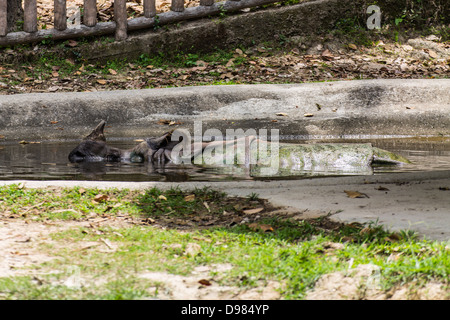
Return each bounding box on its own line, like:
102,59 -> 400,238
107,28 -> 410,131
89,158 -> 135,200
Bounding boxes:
21,201 -> 46,215
100,238 -> 115,250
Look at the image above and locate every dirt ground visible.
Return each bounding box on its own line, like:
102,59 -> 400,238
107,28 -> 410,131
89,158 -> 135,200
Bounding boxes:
1,33 -> 448,95
0,198 -> 289,299
0,219 -> 282,299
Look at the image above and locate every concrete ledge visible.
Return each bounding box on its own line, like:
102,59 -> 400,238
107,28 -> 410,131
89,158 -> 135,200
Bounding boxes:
0,79 -> 449,142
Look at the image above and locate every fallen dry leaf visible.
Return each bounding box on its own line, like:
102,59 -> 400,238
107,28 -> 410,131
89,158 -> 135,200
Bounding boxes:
243,207 -> 264,215
225,59 -> 234,67
198,279 -> 212,286
18,140 -> 40,145
344,190 -> 370,198
248,223 -> 273,232
67,39 -> 78,47
47,86 -> 60,92
158,195 -> 167,201
157,119 -> 171,125
321,49 -> 334,61
375,186 -> 390,191
427,49 -> 438,59
184,194 -> 195,202
93,194 -> 109,203
11,251 -> 29,256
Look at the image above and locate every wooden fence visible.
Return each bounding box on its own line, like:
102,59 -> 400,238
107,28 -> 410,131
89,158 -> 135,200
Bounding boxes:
0,0 -> 283,46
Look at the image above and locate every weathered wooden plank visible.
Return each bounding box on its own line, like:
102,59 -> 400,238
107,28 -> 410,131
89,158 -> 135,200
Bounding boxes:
0,0 -> 7,36
54,0 -> 67,31
0,0 -> 281,46
200,0 -> 214,6
144,0 -> 156,18
114,0 -> 127,40
0,22 -> 115,46
84,0 -> 97,27
24,0 -> 38,33
171,0 -> 184,12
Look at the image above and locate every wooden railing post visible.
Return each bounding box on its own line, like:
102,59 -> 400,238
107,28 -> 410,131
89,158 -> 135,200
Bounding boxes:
0,0 -> 285,46
200,0 -> 214,6
54,0 -> 67,31
84,0 -> 97,27
144,0 -> 156,18
0,0 -> 7,36
171,0 -> 184,12
114,0 -> 127,40
24,0 -> 38,33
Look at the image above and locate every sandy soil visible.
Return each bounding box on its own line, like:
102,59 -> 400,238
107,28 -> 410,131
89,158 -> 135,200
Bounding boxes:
0,216 -> 283,299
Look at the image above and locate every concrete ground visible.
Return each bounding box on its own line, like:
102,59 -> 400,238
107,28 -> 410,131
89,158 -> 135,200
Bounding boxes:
1,79 -> 449,240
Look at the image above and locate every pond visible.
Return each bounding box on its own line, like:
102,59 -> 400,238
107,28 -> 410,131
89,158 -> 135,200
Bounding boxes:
0,137 -> 449,182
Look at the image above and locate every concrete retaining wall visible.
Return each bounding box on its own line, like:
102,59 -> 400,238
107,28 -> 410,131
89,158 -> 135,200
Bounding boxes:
0,79 -> 449,142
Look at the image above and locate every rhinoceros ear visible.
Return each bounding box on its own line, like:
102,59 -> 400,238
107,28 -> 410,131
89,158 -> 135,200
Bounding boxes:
146,130 -> 174,150
84,120 -> 107,142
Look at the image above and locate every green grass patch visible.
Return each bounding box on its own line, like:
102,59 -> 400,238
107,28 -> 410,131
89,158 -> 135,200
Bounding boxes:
0,184 -> 449,300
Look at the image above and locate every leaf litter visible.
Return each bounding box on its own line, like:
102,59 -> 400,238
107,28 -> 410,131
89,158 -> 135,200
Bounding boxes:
1,30 -> 448,94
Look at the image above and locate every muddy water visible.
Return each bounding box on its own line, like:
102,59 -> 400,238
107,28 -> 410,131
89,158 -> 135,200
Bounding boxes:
0,137 -> 449,182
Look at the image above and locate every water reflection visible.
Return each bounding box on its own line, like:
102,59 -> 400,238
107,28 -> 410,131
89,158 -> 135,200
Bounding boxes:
69,160 -> 193,182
